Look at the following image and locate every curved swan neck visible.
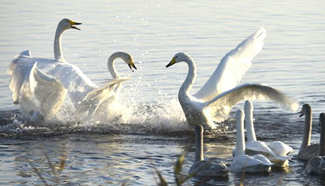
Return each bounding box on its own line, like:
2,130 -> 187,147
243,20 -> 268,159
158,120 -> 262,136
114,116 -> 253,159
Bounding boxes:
235,110 -> 245,157
300,108 -> 312,151
245,101 -> 257,142
107,52 -> 128,79
54,24 -> 66,62
178,57 -> 196,98
195,125 -> 204,161
320,113 -> 325,156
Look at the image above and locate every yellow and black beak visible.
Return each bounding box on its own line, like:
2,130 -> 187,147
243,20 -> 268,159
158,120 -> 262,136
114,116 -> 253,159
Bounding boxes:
128,62 -> 137,72
70,20 -> 82,30
166,57 -> 176,68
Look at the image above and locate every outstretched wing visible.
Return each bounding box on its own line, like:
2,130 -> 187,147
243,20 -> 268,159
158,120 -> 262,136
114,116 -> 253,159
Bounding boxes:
78,78 -> 128,115
29,63 -> 67,119
194,28 -> 266,101
204,84 -> 299,122
8,50 -> 35,104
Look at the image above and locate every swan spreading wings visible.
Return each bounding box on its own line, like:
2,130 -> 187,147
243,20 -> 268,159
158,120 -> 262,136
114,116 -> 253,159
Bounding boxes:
9,18 -> 137,121
166,27 -> 299,130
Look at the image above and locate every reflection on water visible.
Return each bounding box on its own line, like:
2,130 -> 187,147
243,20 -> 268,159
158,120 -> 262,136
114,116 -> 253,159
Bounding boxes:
1,134 -> 325,185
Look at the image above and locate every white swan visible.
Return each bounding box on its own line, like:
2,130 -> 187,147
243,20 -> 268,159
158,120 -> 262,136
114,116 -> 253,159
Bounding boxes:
243,100 -> 291,167
9,19 -> 137,120
305,113 -> 325,175
188,125 -> 228,177
298,104 -> 320,161
230,109 -> 272,173
10,50 -> 136,119
166,28 -> 298,152
9,18 -> 81,106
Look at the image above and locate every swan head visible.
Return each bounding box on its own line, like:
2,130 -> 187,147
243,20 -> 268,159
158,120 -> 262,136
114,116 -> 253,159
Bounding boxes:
118,52 -> 137,71
58,18 -> 82,31
166,52 -> 191,68
299,104 -> 311,117
244,100 -> 253,115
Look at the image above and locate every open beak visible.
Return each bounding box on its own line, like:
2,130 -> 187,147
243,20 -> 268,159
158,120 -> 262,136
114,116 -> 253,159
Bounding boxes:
128,62 -> 137,72
71,21 -> 82,30
166,58 -> 176,68
298,111 -> 304,117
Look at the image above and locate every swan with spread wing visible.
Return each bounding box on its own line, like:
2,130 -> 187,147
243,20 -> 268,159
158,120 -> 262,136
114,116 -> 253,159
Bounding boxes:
165,28 -> 298,147
9,18 -> 137,121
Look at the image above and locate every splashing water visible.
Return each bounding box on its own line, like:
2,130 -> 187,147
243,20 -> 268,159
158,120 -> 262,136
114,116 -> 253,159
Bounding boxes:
1,80 -> 192,137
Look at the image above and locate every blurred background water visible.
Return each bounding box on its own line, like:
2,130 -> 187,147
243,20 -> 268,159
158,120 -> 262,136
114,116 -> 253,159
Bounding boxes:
1,0 -> 325,185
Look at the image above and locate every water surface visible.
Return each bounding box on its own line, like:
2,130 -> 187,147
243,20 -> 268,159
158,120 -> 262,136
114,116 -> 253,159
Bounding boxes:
1,0 -> 325,185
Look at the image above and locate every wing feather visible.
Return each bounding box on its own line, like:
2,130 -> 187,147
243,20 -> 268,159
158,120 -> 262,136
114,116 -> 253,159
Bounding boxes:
29,63 -> 67,119
194,28 -> 266,101
78,78 -> 128,115
8,51 -> 36,104
204,84 -> 299,122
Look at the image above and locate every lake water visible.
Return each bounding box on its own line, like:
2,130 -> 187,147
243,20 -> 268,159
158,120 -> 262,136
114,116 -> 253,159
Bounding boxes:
1,0 -> 325,185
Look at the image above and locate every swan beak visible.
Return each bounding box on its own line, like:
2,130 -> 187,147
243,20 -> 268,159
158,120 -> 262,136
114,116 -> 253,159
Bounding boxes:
298,111 -> 304,117
70,21 -> 82,30
166,58 -> 176,68
128,63 -> 137,72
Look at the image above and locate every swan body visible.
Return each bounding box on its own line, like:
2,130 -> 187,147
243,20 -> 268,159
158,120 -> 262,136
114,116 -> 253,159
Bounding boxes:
166,28 -> 298,132
188,125 -> 228,177
8,19 -> 137,119
10,51 -> 136,119
230,110 -> 272,173
305,113 -> 325,175
305,156 -> 325,175
267,141 -> 293,157
243,100 -> 291,167
8,18 -> 81,120
298,104 -> 320,161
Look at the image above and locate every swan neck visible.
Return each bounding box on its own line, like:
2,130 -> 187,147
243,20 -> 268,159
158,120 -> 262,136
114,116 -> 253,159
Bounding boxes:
107,53 -> 123,79
235,112 -> 245,156
195,125 -> 204,161
300,110 -> 312,151
320,114 -> 325,156
245,107 -> 256,142
179,58 -> 196,97
54,25 -> 65,62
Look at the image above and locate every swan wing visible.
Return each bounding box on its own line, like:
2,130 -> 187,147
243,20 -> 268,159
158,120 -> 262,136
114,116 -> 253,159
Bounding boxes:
204,84 -> 298,122
8,50 -> 36,104
267,141 -> 293,156
78,78 -> 128,114
29,63 -> 67,118
194,28 -> 266,101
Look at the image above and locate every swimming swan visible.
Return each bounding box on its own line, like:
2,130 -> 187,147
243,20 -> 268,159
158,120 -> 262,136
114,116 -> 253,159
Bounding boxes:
298,104 -> 320,161
165,28 -> 298,150
188,125 -> 228,177
305,113 -> 325,175
243,100 -> 291,167
230,109 -> 272,173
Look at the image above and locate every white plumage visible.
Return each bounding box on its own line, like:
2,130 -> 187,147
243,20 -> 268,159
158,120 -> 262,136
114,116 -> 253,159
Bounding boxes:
230,109 -> 272,173
8,18 -> 136,121
166,28 -> 298,131
243,100 -> 292,167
